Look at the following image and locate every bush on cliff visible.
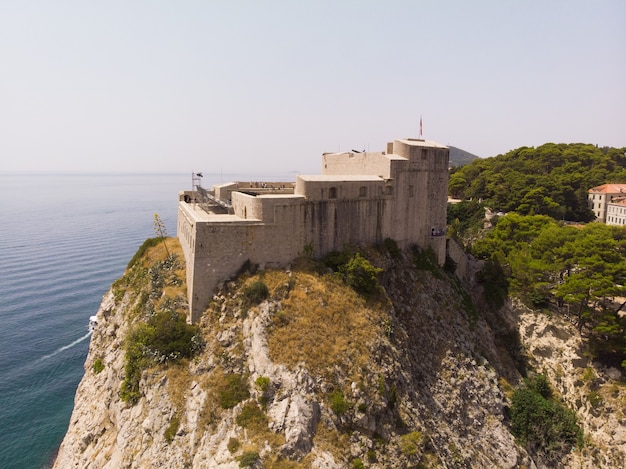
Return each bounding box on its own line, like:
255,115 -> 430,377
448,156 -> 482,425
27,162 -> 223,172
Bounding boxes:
120,310 -> 202,405
323,248 -> 382,296
510,374 -> 582,459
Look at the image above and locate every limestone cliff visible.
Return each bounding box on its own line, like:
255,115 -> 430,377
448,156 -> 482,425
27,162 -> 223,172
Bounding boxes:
54,239 -> 625,468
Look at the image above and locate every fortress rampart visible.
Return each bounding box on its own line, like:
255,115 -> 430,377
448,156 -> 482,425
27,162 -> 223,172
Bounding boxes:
178,138 -> 450,323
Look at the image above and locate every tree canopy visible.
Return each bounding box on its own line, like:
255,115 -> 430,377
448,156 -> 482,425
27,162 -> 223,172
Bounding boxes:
472,213 -> 626,369
449,143 -> 626,222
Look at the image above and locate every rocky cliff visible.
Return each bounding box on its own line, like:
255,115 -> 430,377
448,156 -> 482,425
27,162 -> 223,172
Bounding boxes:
54,239 -> 626,468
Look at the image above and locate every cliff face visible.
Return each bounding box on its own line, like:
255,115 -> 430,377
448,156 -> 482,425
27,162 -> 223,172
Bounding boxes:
54,240 -> 625,468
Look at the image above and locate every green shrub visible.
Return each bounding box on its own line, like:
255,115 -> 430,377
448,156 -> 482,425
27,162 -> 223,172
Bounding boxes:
164,414 -> 180,443
244,280 -> 269,305
227,437 -> 240,453
510,385 -> 582,456
127,237 -> 161,269
341,253 -> 382,296
412,246 -> 439,272
93,358 -> 104,374
528,374 -> 552,399
120,310 -> 202,405
238,451 -> 259,467
323,247 -> 354,272
219,373 -> 250,409
400,431 -> 424,456
477,260 -> 509,308
236,402 -> 267,428
351,458 -> 365,469
329,390 -> 349,416
588,391 -> 603,408
255,376 -> 270,393
255,376 -> 270,407
382,238 -> 401,259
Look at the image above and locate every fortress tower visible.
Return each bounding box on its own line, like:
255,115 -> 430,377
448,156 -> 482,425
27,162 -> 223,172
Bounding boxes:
178,138 -> 449,323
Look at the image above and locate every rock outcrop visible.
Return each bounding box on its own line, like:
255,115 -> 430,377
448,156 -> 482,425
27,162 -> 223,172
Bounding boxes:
54,240 -> 625,468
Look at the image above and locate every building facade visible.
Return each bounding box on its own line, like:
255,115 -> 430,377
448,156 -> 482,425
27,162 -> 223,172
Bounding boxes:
178,138 -> 450,323
588,183 -> 626,223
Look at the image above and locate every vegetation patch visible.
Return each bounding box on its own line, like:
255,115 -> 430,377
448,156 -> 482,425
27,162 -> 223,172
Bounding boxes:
238,450 -> 259,467
218,372 -> 250,409
472,213 -> 626,368
400,431 -> 424,456
92,358 -> 104,374
116,238 -> 198,405
227,437 -> 240,453
351,458 -> 365,469
510,375 -> 582,460
164,414 -> 180,443
236,401 -> 267,429
411,246 -> 444,279
127,237 -> 162,270
448,142 -> 626,222
243,280 -> 269,305
267,269 -> 386,381
329,390 -> 349,416
120,309 -> 201,405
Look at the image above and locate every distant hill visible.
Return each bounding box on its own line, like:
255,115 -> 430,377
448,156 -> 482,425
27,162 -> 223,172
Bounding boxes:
448,142 -> 626,222
449,146 -> 480,167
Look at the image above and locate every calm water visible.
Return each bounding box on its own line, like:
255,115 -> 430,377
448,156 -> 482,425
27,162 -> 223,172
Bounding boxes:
0,171 -> 292,468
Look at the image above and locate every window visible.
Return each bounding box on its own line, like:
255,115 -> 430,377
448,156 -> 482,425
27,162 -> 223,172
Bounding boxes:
359,186 -> 367,197
329,187 -> 337,199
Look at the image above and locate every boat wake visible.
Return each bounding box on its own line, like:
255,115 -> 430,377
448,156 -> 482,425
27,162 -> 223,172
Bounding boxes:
39,332 -> 92,361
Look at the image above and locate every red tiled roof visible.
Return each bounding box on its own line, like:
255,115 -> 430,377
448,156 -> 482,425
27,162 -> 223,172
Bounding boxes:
610,197 -> 626,206
588,183 -> 626,194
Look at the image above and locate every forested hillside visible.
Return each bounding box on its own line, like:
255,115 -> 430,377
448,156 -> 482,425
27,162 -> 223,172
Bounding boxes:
449,143 -> 626,221
469,213 -> 626,371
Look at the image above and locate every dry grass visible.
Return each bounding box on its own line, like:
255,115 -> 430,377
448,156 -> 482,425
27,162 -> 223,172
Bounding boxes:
304,423 -> 349,465
166,363 -> 191,411
267,269 -> 386,382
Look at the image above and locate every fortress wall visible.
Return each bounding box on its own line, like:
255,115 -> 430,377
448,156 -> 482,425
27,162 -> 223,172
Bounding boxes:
214,183 -> 238,203
177,203 -> 198,315
447,238 -> 484,291
232,192 -> 264,220
187,222 -> 257,322
387,140 -> 449,263
322,151 -> 392,178
182,200 -> 310,320
179,137 -> 451,322
296,176 -> 385,201
299,198 -> 392,257
232,192 -> 306,224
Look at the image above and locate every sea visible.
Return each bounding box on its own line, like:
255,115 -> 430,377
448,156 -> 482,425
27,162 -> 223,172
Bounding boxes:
0,171 -> 293,468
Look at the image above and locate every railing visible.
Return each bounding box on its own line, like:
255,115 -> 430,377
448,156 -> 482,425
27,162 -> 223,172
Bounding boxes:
196,186 -> 233,213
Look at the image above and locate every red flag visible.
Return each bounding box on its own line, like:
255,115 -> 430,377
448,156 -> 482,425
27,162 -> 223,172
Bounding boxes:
419,116 -> 423,137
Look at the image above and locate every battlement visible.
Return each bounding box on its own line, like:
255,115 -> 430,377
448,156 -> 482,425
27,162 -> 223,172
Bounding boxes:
178,138 -> 450,323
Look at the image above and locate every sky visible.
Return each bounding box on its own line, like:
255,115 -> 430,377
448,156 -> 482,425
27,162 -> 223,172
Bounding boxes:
1,0 -> 624,174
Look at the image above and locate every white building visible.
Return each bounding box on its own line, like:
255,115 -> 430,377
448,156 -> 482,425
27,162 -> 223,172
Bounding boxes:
588,184 -> 626,223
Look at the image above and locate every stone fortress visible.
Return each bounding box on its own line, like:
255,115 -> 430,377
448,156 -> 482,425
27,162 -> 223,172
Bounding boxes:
177,138 -> 450,323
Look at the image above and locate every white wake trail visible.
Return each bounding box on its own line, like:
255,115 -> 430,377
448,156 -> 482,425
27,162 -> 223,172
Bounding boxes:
39,332 -> 92,361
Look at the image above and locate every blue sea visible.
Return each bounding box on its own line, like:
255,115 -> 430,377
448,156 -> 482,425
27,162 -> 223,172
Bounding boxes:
0,171 -> 292,468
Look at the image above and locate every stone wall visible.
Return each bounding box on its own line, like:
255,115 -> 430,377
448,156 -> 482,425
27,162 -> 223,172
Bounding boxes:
446,238 -> 484,291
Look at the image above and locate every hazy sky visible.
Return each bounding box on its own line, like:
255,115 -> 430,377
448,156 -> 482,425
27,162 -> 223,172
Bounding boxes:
1,1 -> 624,173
